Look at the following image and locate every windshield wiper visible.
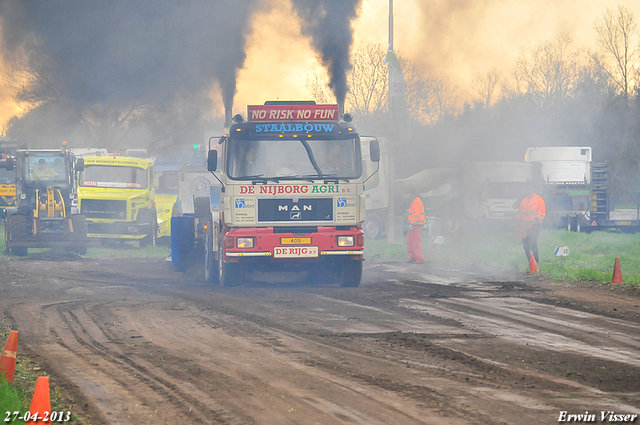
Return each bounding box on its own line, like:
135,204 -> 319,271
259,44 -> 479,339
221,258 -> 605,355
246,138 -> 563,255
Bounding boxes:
276,175 -> 318,182
237,174 -> 281,184
298,140 -> 323,175
317,173 -> 350,183
276,173 -> 350,184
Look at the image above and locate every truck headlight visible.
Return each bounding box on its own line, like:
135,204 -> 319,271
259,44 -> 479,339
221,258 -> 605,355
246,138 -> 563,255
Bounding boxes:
236,237 -> 254,249
337,236 -> 355,247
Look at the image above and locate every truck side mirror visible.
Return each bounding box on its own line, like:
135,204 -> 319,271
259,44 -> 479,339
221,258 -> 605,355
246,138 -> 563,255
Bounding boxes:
75,158 -> 84,172
369,139 -> 380,163
207,150 -> 217,172
0,157 -> 14,171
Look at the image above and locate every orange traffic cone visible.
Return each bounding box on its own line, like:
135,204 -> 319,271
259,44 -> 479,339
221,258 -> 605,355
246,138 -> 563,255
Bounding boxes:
0,330 -> 18,383
612,257 -> 623,284
528,252 -> 539,273
25,377 -> 51,424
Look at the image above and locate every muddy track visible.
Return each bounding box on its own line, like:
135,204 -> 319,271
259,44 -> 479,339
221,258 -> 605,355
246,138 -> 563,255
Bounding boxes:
53,304 -> 231,424
1,255 -> 639,424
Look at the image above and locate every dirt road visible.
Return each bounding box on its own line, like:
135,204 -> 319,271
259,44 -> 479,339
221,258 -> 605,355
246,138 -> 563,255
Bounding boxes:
1,253 -> 639,424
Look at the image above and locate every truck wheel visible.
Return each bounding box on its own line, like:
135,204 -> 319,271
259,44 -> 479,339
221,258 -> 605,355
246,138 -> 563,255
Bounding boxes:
364,213 -> 384,240
194,197 -> 211,218
218,242 -> 243,287
70,215 -> 88,255
338,260 -> 362,287
141,211 -> 157,247
204,227 -> 219,284
309,266 -> 333,285
442,215 -> 460,234
8,214 -> 29,256
4,221 -> 8,254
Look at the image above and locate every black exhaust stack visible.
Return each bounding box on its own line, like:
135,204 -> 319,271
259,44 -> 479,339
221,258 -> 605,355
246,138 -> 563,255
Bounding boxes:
225,107 -> 233,128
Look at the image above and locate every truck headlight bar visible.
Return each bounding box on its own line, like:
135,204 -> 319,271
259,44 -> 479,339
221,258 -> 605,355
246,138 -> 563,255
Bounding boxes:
337,236 -> 355,247
236,237 -> 255,249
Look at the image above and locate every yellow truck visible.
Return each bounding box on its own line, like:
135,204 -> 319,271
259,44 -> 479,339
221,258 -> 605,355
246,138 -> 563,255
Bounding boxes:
154,169 -> 180,240
77,155 -> 157,246
0,167 -> 15,217
0,141 -> 20,219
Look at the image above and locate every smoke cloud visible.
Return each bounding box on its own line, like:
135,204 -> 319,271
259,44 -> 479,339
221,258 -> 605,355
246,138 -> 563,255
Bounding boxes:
291,0 -> 362,107
0,0 -> 256,145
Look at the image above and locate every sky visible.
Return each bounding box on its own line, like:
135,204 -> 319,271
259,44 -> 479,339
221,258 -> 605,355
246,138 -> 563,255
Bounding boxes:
2,0 -> 640,130
234,0 -> 640,115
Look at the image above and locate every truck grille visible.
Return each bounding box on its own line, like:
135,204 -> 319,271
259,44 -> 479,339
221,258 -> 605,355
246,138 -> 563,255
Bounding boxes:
257,198 -> 333,222
81,199 -> 127,219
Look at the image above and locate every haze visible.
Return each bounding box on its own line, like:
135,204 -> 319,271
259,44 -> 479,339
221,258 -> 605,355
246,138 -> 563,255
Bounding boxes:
1,0 -> 639,128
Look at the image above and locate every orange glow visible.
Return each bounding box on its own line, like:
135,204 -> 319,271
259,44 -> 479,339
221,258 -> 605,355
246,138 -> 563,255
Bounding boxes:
3,0 -> 640,131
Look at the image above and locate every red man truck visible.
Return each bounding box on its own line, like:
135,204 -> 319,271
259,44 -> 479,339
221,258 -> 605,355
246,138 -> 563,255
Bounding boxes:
170,101 -> 380,287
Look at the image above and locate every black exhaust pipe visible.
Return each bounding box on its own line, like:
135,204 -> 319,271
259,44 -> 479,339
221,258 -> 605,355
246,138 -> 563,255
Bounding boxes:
225,107 -> 232,128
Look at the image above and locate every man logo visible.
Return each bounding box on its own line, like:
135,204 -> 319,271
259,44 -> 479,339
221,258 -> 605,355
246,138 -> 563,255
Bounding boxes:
337,198 -> 347,207
235,199 -> 245,208
279,204 -> 312,211
290,212 -> 301,220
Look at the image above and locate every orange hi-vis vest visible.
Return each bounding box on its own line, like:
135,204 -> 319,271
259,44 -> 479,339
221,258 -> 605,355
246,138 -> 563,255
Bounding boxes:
518,193 -> 546,224
408,196 -> 426,226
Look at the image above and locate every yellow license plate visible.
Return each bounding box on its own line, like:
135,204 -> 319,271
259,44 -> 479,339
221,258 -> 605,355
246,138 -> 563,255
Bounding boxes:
617,221 -> 632,226
280,237 -> 311,245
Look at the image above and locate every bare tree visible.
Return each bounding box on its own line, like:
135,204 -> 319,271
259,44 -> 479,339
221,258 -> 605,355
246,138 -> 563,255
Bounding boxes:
401,58 -> 456,123
306,44 -> 389,124
347,43 -> 389,122
512,33 -> 582,107
594,5 -> 639,103
4,45 -> 163,149
472,68 -> 501,108
305,73 -> 335,105
306,43 -> 456,125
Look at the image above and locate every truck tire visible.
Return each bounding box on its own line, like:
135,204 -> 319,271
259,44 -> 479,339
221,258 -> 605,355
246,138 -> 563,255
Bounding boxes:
70,215 -> 88,255
364,213 -> 384,240
141,211 -> 157,247
218,242 -> 243,287
8,214 -> 29,256
439,200 -> 463,235
194,197 -> 211,218
568,216 -> 583,233
204,227 -> 219,284
4,220 -> 9,254
338,260 -> 362,287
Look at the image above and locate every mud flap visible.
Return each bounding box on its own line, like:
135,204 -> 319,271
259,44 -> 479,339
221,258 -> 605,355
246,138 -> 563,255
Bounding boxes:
171,215 -> 195,272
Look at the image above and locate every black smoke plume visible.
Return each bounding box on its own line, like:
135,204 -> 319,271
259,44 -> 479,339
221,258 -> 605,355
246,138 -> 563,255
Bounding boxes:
291,0 -> 362,108
0,0 -> 255,146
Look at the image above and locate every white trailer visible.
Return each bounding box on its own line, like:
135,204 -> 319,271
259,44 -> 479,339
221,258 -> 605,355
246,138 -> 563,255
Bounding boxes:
525,147 -> 592,230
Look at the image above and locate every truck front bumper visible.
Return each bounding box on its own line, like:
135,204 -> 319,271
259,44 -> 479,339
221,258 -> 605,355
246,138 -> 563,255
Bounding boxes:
87,221 -> 152,239
223,226 -> 364,262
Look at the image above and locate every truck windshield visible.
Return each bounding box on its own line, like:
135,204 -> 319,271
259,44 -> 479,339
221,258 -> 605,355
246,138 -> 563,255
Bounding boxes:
80,165 -> 148,189
227,138 -> 360,180
0,167 -> 14,184
25,154 -> 69,187
156,171 -> 180,194
486,182 -> 528,199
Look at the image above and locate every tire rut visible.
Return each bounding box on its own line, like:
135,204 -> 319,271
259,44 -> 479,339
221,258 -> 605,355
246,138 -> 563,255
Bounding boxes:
55,304 -> 233,425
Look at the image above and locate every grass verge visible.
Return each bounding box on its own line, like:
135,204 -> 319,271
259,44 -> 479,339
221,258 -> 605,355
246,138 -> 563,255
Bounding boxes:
0,324 -> 92,424
365,226 -> 640,285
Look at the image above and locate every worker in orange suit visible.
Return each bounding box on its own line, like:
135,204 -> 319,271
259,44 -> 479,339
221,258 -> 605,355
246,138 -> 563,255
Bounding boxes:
517,183 -> 546,263
407,193 -> 426,264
